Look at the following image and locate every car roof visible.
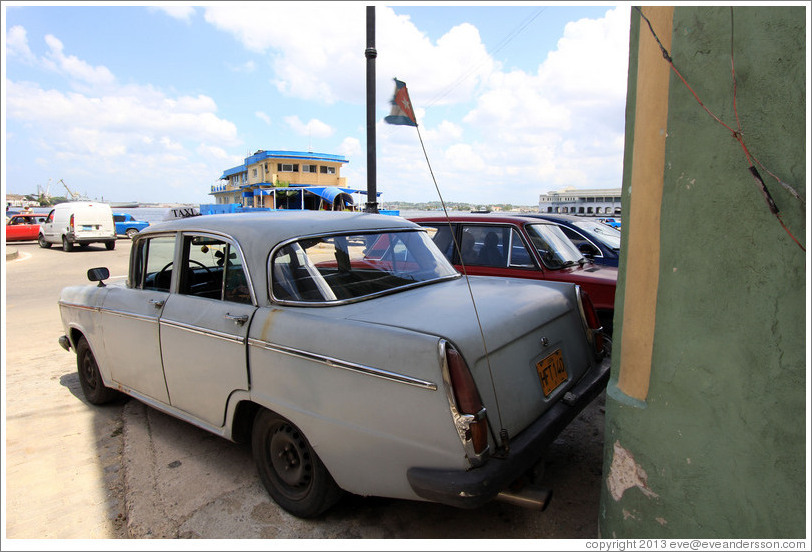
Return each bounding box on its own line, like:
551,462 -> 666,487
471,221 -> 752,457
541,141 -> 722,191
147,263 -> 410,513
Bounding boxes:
138,211 -> 421,286
409,213 -> 555,225
520,213 -> 604,223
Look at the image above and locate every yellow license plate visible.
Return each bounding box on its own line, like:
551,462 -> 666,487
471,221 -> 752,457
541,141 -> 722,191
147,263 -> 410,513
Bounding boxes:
536,349 -> 567,397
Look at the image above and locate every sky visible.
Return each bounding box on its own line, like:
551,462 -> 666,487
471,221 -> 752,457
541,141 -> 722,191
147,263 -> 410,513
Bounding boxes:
2,2 -> 632,207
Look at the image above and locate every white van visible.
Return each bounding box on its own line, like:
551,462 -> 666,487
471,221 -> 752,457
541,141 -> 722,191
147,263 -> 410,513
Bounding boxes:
38,201 -> 117,252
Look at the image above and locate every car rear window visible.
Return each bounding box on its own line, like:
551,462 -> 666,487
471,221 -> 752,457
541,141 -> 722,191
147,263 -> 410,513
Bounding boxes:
270,230 -> 458,304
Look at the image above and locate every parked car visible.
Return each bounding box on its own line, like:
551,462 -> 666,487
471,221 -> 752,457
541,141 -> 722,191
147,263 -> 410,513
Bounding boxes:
410,214 -> 617,335
57,211 -> 609,518
520,214 -> 621,267
5,212 -> 49,242
113,212 -> 150,239
39,201 -> 117,251
597,217 -> 621,229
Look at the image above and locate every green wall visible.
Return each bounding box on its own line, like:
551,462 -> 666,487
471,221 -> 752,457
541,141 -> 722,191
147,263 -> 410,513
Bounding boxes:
600,7 -> 807,538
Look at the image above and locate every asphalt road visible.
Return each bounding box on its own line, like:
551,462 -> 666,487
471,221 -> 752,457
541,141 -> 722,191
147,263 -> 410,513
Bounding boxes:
3,237 -> 608,541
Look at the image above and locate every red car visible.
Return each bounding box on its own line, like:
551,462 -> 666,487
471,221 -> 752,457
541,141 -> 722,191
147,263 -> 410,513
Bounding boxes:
410,214 -> 618,335
5,212 -> 48,242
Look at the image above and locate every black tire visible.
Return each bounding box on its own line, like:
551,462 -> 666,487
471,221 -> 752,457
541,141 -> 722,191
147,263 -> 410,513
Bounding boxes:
38,234 -> 52,248
62,236 -> 73,252
125,228 -> 138,239
76,336 -> 118,405
105,240 -> 116,250
252,409 -> 342,518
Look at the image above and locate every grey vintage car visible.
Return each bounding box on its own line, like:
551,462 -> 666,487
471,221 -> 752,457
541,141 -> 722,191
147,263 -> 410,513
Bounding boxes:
57,211 -> 610,518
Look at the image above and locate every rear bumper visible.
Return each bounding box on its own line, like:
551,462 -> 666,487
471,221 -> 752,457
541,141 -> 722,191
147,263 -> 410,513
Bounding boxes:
66,231 -> 116,244
406,355 -> 611,509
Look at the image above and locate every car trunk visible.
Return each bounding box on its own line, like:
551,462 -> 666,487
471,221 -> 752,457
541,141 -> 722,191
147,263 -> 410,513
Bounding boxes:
346,276 -> 594,446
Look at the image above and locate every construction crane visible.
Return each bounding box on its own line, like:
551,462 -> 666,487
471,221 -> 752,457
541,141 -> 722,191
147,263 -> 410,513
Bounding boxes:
37,179 -> 52,203
59,179 -> 81,200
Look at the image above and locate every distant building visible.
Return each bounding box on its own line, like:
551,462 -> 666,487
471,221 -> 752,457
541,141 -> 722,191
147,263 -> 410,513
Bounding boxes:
5,194 -> 41,209
211,150 -> 358,210
538,187 -> 622,216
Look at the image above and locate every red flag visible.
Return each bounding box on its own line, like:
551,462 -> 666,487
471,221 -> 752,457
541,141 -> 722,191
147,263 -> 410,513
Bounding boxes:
384,79 -> 418,127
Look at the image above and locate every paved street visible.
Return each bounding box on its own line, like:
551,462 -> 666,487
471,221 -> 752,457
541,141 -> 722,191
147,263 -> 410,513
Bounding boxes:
3,238 -> 607,542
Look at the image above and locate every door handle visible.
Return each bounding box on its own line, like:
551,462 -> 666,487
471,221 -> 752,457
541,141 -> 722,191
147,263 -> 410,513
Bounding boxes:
225,313 -> 249,326
149,299 -> 165,308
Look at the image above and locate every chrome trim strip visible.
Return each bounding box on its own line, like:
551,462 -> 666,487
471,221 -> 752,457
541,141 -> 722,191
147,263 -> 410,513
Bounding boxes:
58,301 -> 101,313
161,318 -> 245,345
101,307 -> 159,324
247,338 -> 437,390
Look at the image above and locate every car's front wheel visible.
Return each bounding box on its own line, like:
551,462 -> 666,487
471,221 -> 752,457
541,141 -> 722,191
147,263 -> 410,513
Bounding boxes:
38,234 -> 52,248
125,228 -> 139,239
252,409 -> 342,518
76,336 -> 119,405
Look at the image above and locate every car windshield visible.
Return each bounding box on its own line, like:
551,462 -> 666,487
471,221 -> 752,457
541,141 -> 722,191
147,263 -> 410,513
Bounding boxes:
270,229 -> 459,304
573,220 -> 621,250
525,223 -> 586,269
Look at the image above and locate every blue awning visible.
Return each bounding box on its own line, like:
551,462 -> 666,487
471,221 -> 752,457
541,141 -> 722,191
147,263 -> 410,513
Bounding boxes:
304,187 -> 354,204
242,191 -> 254,198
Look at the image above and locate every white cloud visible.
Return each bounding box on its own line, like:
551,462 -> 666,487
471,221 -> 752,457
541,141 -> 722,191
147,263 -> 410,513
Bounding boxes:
229,60 -> 256,73
339,137 -> 362,159
283,116 -> 334,139
202,5 -> 491,106
42,34 -> 116,88
6,26 -> 36,63
201,4 -> 628,204
370,6 -> 631,204
255,111 -> 272,125
4,30 -> 243,203
153,5 -> 196,22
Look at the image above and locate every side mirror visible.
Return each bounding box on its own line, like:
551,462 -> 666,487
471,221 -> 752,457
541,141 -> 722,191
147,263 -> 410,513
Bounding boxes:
87,267 -> 110,287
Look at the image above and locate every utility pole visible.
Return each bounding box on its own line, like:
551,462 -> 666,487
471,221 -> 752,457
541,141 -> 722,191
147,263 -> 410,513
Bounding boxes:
364,6 -> 378,213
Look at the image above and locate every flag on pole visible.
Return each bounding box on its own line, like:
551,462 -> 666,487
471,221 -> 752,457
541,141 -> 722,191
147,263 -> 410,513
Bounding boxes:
384,78 -> 418,127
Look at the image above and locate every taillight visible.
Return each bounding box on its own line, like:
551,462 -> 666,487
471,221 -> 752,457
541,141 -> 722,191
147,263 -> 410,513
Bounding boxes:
576,286 -> 606,359
443,341 -> 489,462
69,214 -> 75,231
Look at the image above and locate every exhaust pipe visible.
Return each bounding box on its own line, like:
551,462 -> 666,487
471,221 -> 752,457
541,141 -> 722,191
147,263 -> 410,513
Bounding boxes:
495,486 -> 553,511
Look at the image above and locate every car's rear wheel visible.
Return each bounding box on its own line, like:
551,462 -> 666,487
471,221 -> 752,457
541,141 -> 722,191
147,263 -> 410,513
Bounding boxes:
38,234 -> 52,248
252,409 -> 342,518
126,228 -> 138,239
76,336 -> 119,405
62,236 -> 73,252
105,240 -> 116,250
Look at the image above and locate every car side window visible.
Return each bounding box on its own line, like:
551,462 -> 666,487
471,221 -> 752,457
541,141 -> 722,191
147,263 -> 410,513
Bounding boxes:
179,235 -> 252,304
133,235 -> 176,291
423,224 -> 455,262
508,228 -> 535,268
559,226 -> 601,257
460,225 -> 507,268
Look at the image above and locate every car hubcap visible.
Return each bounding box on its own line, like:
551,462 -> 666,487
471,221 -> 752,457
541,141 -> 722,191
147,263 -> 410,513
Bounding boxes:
81,353 -> 97,389
269,424 -> 312,490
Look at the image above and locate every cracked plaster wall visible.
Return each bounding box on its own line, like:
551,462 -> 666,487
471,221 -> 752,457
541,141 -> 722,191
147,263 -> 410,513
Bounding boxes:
599,6 -> 806,539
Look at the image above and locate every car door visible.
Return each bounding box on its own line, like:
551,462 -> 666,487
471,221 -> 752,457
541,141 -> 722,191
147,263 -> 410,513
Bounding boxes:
425,223 -> 540,278
41,209 -> 57,242
100,233 -> 176,403
158,232 -> 256,427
